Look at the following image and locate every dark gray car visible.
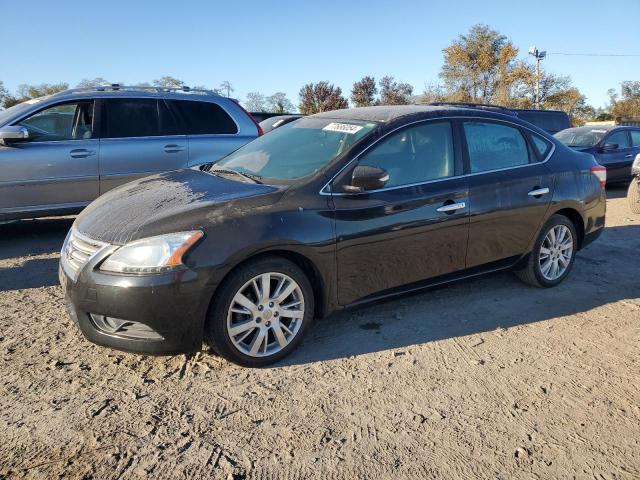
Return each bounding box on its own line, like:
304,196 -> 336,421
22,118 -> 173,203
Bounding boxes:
0,85 -> 261,221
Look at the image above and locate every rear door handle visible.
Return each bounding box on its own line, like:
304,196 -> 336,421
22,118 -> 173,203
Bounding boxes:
69,148 -> 96,158
436,201 -> 466,213
164,144 -> 185,153
528,187 -> 550,197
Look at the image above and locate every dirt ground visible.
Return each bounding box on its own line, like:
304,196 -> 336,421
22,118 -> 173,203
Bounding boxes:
1,187 -> 639,479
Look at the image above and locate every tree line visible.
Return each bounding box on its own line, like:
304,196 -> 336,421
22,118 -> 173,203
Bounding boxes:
1,25 -> 638,124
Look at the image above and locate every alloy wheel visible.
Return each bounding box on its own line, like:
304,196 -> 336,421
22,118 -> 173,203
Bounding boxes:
538,225 -> 574,281
226,272 -> 305,357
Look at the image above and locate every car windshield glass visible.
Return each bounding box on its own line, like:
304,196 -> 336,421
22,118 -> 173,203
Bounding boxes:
554,128 -> 607,147
215,117 -> 377,180
0,96 -> 51,125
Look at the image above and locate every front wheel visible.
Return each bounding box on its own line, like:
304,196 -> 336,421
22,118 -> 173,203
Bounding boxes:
628,179 -> 640,214
205,257 -> 314,367
515,215 -> 578,288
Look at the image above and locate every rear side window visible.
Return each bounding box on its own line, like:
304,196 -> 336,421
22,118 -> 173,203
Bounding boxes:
463,121 -> 530,173
169,100 -> 238,135
605,130 -> 631,149
629,130 -> 640,147
530,132 -> 553,159
103,99 -> 178,138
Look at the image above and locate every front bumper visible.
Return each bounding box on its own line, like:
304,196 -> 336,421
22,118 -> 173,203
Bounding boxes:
59,248 -> 215,355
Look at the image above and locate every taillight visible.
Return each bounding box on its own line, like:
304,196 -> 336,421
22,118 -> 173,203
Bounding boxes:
590,166 -> 606,188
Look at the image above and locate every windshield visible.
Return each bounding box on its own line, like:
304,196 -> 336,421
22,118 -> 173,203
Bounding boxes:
214,117 -> 377,181
0,96 -> 51,125
554,127 -> 608,148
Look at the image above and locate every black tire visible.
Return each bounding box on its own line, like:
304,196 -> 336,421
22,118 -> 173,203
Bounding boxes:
515,214 -> 578,288
628,179 -> 640,214
205,256 -> 314,367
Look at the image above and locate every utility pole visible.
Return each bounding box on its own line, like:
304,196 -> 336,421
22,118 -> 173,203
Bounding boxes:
528,46 -> 547,110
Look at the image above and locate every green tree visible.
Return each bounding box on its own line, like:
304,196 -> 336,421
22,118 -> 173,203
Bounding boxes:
298,82 -> 348,114
350,76 -> 378,107
2,82 -> 68,108
220,81 -> 234,97
153,76 -> 184,88
76,77 -> 110,88
609,81 -> 640,118
266,92 -> 294,113
379,76 -> 413,105
0,81 -> 8,109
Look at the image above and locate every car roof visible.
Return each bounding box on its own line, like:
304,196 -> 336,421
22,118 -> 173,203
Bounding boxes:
51,88 -> 225,102
311,104 -> 517,124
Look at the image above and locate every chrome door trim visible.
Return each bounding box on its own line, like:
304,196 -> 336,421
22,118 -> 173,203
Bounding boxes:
527,187 -> 550,197
436,202 -> 466,213
320,115 -> 556,196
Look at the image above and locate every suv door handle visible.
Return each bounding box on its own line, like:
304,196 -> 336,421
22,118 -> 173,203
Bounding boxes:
625,154 -> 633,158
528,187 -> 550,197
164,144 -> 185,153
69,148 -> 96,158
436,201 -> 466,213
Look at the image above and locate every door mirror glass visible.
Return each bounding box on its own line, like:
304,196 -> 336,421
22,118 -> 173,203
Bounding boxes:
346,165 -> 389,192
0,126 -> 29,144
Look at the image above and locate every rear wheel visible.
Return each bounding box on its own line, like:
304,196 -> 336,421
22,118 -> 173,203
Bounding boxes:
205,257 -> 314,367
628,179 -> 640,214
515,215 -> 578,288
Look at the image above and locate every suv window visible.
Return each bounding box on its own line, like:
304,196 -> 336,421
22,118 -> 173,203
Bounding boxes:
16,101 -> 94,142
103,99 -> 178,138
358,121 -> 454,188
463,121 -> 530,173
631,130 -> 640,147
605,130 -> 631,149
169,100 -> 238,135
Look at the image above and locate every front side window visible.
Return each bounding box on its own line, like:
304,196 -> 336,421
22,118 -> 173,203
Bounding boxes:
464,121 -> 529,173
357,121 -> 455,188
16,101 -> 94,142
605,130 -> 631,149
215,117 -> 376,181
103,99 -> 177,138
631,130 -> 640,147
169,100 -> 238,135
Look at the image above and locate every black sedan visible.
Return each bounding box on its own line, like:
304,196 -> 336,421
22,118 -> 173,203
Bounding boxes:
60,105 -> 606,367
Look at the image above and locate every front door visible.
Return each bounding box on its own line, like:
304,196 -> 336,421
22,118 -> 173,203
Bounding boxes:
597,130 -> 634,183
98,98 -> 187,193
332,120 -> 469,305
462,120 -> 554,268
0,100 -> 99,216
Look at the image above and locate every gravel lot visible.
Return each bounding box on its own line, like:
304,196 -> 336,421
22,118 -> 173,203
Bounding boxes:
1,187 -> 639,479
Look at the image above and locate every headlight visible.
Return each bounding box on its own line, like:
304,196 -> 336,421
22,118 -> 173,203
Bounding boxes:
100,231 -> 203,274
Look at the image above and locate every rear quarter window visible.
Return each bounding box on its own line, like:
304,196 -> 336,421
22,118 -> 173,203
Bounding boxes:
530,132 -> 553,159
169,100 -> 238,135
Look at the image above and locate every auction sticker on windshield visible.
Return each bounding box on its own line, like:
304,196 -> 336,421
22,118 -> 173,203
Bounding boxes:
322,122 -> 364,134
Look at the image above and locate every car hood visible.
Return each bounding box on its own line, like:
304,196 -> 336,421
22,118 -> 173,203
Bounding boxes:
74,168 -> 284,245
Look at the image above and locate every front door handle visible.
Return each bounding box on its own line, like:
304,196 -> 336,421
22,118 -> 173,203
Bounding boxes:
436,201 -> 466,213
527,187 -> 550,197
69,148 -> 96,158
625,154 -> 633,158
164,144 -> 185,153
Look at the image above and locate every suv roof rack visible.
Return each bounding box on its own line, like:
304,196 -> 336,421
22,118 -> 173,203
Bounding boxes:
55,84 -> 220,96
428,102 -> 517,116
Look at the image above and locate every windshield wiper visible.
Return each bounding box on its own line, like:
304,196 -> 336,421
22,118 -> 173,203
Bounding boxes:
207,166 -> 262,184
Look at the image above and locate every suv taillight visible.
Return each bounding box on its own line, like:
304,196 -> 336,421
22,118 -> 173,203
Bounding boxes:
590,166 -> 606,188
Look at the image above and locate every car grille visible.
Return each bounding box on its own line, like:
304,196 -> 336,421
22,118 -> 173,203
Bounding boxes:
61,228 -> 109,279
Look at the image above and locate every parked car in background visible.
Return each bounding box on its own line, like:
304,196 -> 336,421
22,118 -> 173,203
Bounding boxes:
554,125 -> 640,183
60,104 -> 605,367
0,85 -> 262,221
259,114 -> 303,133
250,112 -> 288,123
629,153 -> 640,213
513,109 -> 571,135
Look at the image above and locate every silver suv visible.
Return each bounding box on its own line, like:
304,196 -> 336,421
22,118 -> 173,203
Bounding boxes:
0,85 -> 262,221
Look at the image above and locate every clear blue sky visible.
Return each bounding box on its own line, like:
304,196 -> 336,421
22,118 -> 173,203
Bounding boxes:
1,0 -> 639,109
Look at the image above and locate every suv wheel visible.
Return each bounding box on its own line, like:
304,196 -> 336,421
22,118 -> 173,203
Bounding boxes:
515,215 -> 578,288
205,257 -> 314,367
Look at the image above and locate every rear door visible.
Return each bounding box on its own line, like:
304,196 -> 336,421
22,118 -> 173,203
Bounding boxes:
463,120 -> 554,268
166,99 -> 248,166
332,120 -> 469,305
0,100 -> 99,215
98,98 -> 187,193
598,130 -> 634,183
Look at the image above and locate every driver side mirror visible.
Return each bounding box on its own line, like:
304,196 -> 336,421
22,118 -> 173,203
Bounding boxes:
601,142 -> 619,152
342,165 -> 389,193
0,126 -> 29,145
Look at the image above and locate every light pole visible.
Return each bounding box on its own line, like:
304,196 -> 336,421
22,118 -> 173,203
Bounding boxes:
528,46 -> 547,110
